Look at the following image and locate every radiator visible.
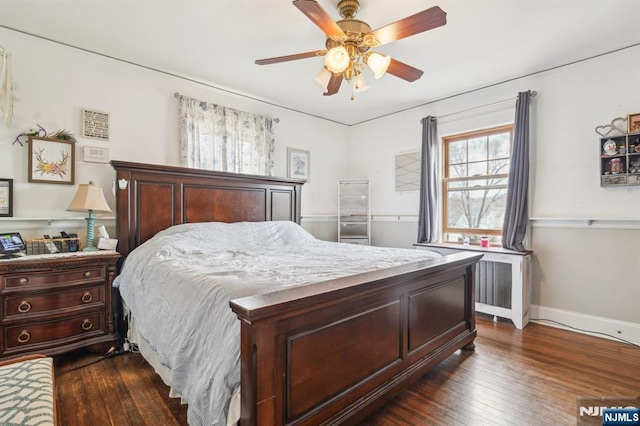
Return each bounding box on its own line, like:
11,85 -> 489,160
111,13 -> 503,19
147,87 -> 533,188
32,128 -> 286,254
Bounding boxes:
414,244 -> 531,329
475,260 -> 512,309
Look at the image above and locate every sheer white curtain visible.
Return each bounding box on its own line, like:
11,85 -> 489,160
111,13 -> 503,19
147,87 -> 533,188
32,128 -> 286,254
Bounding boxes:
179,95 -> 275,175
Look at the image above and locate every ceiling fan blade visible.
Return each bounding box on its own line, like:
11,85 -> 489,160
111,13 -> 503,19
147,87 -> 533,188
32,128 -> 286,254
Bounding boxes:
386,58 -> 424,82
255,50 -> 326,65
293,0 -> 346,39
369,6 -> 446,46
323,73 -> 343,96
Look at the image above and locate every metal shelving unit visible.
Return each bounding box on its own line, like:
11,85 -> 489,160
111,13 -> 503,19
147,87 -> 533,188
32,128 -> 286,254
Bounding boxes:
338,180 -> 370,245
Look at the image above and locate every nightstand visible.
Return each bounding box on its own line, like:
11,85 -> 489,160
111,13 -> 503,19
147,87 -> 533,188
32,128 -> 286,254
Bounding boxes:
0,251 -> 120,358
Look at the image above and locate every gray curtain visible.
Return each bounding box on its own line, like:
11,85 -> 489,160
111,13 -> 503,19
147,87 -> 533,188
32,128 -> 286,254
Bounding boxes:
502,91 -> 531,251
417,116 -> 439,243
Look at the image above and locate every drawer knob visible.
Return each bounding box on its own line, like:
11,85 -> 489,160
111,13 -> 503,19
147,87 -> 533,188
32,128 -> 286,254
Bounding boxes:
18,277 -> 29,284
81,292 -> 93,303
17,330 -> 31,343
84,271 -> 92,278
18,301 -> 32,313
81,319 -> 93,331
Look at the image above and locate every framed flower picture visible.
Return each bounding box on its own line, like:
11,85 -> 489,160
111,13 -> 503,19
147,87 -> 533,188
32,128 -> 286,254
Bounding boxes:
287,147 -> 310,182
28,137 -> 75,185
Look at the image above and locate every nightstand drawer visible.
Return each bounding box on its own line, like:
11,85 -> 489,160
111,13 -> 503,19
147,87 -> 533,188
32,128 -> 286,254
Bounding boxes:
5,311 -> 104,351
4,285 -> 104,320
3,267 -> 104,290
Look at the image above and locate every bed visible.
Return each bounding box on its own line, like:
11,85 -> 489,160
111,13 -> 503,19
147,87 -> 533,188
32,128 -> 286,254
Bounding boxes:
111,160 -> 481,425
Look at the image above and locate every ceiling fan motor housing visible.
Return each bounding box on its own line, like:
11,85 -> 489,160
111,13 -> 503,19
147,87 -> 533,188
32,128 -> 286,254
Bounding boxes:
326,19 -> 373,52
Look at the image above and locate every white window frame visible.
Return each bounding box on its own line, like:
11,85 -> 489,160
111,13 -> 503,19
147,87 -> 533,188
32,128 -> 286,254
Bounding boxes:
442,124 -> 514,244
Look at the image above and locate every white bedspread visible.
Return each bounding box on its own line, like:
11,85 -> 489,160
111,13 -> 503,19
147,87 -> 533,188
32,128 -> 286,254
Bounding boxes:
113,221 -> 440,426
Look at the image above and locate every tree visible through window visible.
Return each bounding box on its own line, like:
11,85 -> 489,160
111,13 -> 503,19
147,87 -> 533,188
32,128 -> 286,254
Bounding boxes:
442,125 -> 513,245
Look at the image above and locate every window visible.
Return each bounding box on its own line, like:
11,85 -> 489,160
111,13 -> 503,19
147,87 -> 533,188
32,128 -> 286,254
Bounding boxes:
442,124 -> 513,245
179,95 -> 275,175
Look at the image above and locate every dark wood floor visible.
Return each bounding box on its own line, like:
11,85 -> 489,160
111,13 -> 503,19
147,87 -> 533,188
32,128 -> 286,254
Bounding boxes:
53,316 -> 640,425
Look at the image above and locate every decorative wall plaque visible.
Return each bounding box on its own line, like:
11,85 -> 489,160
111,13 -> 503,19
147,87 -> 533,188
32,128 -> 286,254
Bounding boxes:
82,109 -> 109,140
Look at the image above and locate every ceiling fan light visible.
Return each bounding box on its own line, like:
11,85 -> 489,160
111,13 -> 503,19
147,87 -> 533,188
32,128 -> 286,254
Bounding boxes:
313,67 -> 332,92
353,74 -> 369,92
325,46 -> 350,74
367,52 -> 391,79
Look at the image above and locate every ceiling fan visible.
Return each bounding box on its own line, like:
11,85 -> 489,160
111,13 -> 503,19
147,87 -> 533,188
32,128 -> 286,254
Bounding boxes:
255,0 -> 447,99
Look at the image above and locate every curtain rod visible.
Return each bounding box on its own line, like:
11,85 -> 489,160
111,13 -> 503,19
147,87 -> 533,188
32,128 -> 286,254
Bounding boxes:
421,91 -> 537,124
174,92 -> 280,123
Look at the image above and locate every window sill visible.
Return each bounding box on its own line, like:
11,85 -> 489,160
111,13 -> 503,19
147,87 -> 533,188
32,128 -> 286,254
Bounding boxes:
414,242 -> 532,255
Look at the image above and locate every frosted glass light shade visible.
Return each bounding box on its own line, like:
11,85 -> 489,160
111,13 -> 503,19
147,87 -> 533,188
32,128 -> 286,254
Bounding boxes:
367,52 -> 391,79
353,74 -> 369,92
313,68 -> 332,92
325,46 -> 350,73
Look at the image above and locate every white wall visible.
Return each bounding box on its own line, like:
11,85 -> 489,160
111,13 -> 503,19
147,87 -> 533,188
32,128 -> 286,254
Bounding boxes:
347,45 -> 640,342
0,28 -> 349,240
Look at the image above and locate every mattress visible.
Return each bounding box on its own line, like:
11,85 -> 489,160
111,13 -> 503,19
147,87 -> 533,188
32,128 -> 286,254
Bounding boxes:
113,221 -> 440,425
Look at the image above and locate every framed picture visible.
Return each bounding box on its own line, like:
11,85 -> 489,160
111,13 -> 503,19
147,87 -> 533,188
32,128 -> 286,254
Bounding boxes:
28,137 -> 75,185
627,113 -> 640,133
0,178 -> 12,217
83,146 -> 110,163
82,109 -> 110,140
395,151 -> 421,192
287,147 -> 310,182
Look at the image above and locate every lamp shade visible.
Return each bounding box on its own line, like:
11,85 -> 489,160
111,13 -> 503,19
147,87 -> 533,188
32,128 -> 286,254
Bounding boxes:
353,74 -> 370,92
66,182 -> 112,213
325,46 -> 350,74
313,67 -> 332,92
367,52 -> 391,79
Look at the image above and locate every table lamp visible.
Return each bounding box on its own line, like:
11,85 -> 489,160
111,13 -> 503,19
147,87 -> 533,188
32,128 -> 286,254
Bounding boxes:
66,181 -> 112,251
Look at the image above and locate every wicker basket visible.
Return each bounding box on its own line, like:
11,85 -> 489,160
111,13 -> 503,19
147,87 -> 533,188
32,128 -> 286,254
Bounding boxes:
25,237 -> 81,255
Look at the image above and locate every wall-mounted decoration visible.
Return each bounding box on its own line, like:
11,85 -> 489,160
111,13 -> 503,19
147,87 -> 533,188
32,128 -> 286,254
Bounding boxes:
0,44 -> 13,126
13,124 -> 76,146
0,178 -> 12,217
594,117 -> 627,138
28,137 -> 75,185
627,113 -> 640,133
13,124 -> 47,146
395,151 -> 421,191
82,109 -> 109,140
83,146 -> 110,163
287,147 -> 310,182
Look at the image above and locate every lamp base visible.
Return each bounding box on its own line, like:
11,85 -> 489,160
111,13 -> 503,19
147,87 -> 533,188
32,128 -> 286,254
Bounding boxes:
84,212 -> 98,252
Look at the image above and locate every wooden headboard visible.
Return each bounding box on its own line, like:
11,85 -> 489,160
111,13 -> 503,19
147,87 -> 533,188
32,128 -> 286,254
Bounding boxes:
110,161 -> 304,265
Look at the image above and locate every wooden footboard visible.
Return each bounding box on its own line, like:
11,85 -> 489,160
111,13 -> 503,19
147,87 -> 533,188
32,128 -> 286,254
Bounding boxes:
231,251 -> 481,425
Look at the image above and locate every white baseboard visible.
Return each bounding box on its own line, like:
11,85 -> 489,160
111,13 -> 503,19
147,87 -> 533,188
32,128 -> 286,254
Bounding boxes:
530,304 -> 640,346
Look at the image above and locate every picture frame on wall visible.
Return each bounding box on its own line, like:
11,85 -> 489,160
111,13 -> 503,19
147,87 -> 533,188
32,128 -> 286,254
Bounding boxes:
28,137 -> 75,185
82,109 -> 110,140
0,178 -> 13,217
287,147 -> 310,182
83,146 -> 110,163
627,113 -> 640,133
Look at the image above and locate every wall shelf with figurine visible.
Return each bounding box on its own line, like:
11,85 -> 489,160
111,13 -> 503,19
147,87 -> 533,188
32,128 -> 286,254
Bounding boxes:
600,132 -> 640,187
